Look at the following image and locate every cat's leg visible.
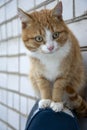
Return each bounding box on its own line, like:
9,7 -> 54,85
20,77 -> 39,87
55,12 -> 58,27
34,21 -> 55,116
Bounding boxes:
65,86 -> 87,117
50,78 -> 65,112
36,77 -> 52,109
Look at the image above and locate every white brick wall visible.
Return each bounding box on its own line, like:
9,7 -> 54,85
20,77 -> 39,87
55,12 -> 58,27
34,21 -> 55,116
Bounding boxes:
8,39 -> 19,55
7,109 -> 19,130
13,93 -> 19,111
68,20 -> 87,46
0,0 -> 87,130
0,73 -> 7,87
75,0 -> 87,17
0,105 -> 7,122
0,122 -> 7,130
62,0 -> 73,20
20,76 -> 35,96
18,0 -> 35,11
7,75 -> 19,91
6,0 -> 17,20
0,7 -> 5,23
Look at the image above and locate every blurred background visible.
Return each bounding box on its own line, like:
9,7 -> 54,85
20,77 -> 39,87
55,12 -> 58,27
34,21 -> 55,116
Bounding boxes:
0,0 -> 87,130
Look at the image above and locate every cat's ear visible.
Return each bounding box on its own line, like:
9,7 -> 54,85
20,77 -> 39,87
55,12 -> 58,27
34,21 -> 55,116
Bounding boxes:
52,1 -> 63,19
18,8 -> 32,28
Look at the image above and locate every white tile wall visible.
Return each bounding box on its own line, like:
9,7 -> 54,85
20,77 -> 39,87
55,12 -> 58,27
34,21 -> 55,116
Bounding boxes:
0,90 -> 7,104
68,20 -> 87,46
46,1 -> 57,9
35,0 -> 46,5
7,57 -> 19,72
0,91 -> 2,102
7,74 -> 19,91
0,57 -> 7,71
0,27 -> 2,41
13,93 -> 19,111
62,0 -> 73,20
0,7 -> 5,23
18,0 -> 35,11
6,0 -> 17,20
0,24 -> 6,40
0,105 -> 7,122
7,127 -> 12,130
7,22 -> 13,38
17,19 -> 22,35
0,122 -> 7,130
36,6 -> 45,11
19,38 -> 26,53
19,56 -> 29,74
0,0 -> 87,130
8,38 -> 19,55
0,0 -> 4,6
27,99 -> 36,114
20,96 -> 27,115
0,74 -> 7,87
75,0 -> 87,17
12,19 -> 19,36
0,42 -> 7,55
8,92 -> 14,107
7,109 -> 19,130
20,76 -> 35,96
20,115 -> 27,130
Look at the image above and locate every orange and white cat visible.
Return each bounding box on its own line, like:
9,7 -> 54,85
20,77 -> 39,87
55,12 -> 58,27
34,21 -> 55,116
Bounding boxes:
18,2 -> 87,116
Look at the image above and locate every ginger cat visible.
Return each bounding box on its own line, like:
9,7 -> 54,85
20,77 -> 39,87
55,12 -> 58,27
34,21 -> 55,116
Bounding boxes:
18,2 -> 87,116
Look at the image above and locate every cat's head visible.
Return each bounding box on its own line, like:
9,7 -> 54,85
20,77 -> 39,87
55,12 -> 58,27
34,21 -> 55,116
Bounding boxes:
18,2 -> 69,55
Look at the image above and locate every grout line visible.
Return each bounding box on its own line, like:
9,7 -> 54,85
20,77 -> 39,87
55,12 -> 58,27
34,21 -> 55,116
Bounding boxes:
0,71 -> 28,77
0,119 -> 16,130
0,53 -> 26,58
65,14 -> 87,24
0,87 -> 37,100
0,0 -> 12,8
0,101 -> 28,118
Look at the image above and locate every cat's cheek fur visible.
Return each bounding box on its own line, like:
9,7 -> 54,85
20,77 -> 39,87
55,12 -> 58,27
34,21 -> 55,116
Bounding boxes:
40,45 -> 49,53
39,99 -> 51,109
50,102 -> 63,112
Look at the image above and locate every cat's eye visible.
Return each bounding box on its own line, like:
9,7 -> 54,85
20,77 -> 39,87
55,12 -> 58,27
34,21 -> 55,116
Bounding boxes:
35,36 -> 43,42
52,32 -> 59,39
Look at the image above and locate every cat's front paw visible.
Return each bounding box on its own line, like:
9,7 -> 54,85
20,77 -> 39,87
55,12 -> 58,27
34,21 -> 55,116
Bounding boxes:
39,99 -> 51,109
50,102 -> 63,112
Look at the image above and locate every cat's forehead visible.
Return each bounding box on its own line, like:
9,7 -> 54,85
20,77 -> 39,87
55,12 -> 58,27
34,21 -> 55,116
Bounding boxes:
30,10 -> 56,27
29,10 -> 64,32
31,10 -> 52,21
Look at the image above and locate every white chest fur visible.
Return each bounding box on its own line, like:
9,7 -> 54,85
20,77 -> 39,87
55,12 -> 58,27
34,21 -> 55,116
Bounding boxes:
34,41 -> 71,81
27,40 -> 71,81
41,54 -> 62,81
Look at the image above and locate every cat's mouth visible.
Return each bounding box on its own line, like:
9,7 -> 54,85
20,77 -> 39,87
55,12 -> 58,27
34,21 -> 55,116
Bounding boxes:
39,48 -> 59,54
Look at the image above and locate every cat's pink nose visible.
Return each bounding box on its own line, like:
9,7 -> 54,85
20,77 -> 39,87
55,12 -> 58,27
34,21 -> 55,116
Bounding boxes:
47,46 -> 54,51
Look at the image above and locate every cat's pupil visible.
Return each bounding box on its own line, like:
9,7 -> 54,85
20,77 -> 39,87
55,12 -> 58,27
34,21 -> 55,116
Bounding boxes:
35,36 -> 43,42
52,32 -> 59,39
